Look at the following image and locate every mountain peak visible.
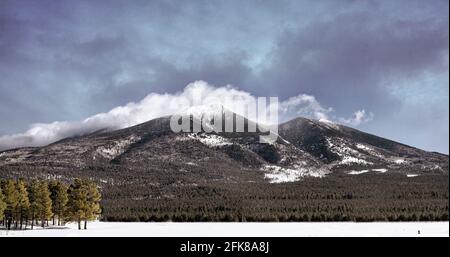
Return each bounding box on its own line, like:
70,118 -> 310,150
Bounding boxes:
180,103 -> 226,118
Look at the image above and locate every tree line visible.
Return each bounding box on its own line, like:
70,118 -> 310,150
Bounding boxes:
100,173 -> 449,222
0,178 -> 101,230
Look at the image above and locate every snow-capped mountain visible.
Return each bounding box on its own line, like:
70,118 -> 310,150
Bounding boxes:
0,111 -> 447,184
279,118 -> 448,177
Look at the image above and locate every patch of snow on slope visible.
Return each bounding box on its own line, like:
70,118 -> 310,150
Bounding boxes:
407,174 -> 419,178
326,138 -> 335,148
356,143 -> 372,151
393,159 -> 406,164
186,133 -> 232,147
262,165 -> 327,183
327,140 -> 359,156
347,168 -> 387,175
96,135 -> 140,160
372,168 -> 387,173
340,156 -> 373,165
417,164 -> 442,171
348,170 -> 370,175
326,138 -> 374,166
355,143 -> 386,159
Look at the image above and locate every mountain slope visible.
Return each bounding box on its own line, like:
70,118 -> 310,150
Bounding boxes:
279,117 -> 448,173
0,114 -> 448,185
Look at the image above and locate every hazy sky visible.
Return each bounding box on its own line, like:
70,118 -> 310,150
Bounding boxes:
0,0 -> 448,153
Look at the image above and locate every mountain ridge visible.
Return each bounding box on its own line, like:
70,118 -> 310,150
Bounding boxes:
0,114 -> 447,185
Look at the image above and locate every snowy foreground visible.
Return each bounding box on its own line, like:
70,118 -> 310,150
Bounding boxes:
1,222 -> 448,237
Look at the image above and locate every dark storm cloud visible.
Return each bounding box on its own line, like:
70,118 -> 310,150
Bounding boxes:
0,0 -> 448,152
258,11 -> 448,114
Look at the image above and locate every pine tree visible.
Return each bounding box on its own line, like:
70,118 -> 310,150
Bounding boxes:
28,180 -> 39,229
3,179 -> 19,230
49,180 -> 68,226
16,180 -> 30,229
37,181 -> 53,228
29,180 -> 53,228
84,180 -> 101,229
67,179 -> 88,230
49,181 -> 58,225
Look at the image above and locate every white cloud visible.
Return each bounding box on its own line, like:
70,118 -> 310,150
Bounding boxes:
0,81 -> 372,150
339,109 -> 374,126
278,94 -> 333,122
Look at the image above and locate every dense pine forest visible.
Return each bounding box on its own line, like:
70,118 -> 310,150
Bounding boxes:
0,179 -> 101,230
0,165 -> 448,223
99,172 -> 449,222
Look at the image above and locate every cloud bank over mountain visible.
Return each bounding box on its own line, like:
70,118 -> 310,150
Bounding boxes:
0,81 -> 372,150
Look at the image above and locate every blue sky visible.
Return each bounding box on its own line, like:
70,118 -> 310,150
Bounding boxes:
0,0 -> 448,153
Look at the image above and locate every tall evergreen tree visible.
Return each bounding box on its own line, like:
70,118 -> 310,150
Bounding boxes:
37,181 -> 53,228
49,181 -> 58,225
28,180 -> 39,229
49,180 -> 68,226
84,180 -> 101,229
67,179 -> 88,230
3,180 -> 19,230
16,180 -> 30,229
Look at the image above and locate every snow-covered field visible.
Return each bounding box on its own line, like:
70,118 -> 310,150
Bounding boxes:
1,222 -> 448,237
